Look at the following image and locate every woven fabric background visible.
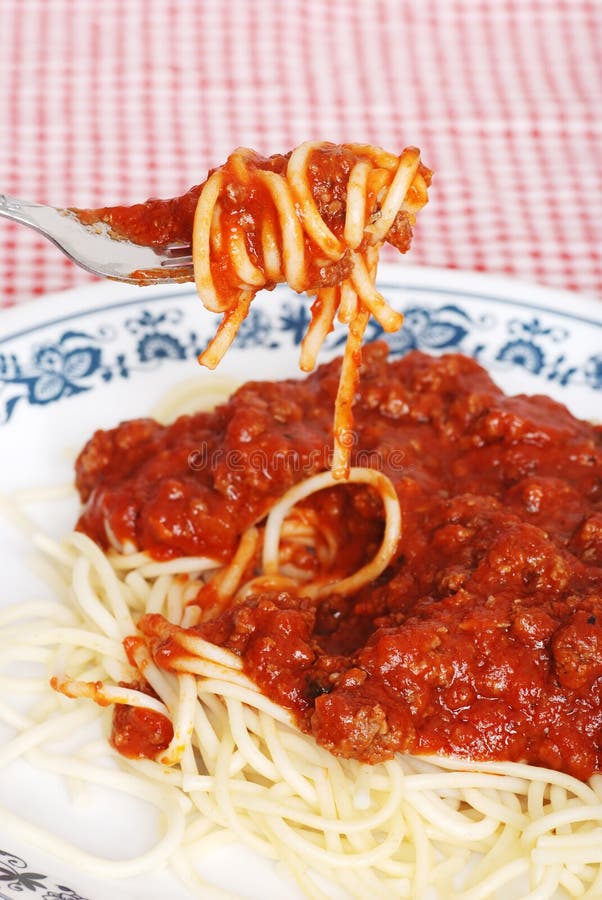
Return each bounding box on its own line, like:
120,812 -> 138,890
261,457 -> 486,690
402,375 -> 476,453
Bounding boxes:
0,0 -> 600,306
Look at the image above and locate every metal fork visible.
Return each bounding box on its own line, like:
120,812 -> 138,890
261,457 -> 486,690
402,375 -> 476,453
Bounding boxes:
0,194 -> 194,284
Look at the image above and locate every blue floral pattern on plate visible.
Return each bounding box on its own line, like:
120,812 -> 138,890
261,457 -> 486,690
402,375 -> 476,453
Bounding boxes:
0,268 -> 600,900
1,279 -> 600,426
0,851 -> 87,900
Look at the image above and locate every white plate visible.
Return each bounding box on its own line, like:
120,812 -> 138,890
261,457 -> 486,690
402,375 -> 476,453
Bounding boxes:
0,264 -> 600,900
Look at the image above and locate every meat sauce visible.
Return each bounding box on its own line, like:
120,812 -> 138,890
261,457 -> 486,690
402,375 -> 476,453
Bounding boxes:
75,346 -> 602,779
73,146 -> 426,290
110,683 -> 174,759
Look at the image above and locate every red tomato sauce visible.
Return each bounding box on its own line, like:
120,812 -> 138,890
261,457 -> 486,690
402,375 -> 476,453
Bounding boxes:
110,681 -> 174,759
72,146 -> 429,290
75,346 -> 602,779
72,152 -> 291,249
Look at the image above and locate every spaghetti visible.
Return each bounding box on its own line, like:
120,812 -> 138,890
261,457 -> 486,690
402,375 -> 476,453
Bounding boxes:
79,142 -> 431,478
2,358 -> 602,897
71,345 -> 602,779
191,142 -> 431,477
4,143 -> 601,897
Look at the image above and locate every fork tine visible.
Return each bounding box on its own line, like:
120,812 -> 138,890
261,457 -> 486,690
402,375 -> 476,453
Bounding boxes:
163,243 -> 193,258
160,256 -> 194,269
0,194 -> 196,284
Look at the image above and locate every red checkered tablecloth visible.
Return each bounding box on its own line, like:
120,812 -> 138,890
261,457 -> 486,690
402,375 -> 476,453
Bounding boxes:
0,0 -> 600,306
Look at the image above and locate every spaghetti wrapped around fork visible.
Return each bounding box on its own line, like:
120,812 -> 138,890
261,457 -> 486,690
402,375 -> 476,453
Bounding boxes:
191,142 -> 431,477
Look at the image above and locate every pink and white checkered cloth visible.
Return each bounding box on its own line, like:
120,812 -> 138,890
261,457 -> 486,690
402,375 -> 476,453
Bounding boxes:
0,0 -> 600,306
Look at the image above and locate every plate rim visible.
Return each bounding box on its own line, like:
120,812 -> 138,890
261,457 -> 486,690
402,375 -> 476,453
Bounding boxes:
0,263 -> 601,899
0,263 -> 600,348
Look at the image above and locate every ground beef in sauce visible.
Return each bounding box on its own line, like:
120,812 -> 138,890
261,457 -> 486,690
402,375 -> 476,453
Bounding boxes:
75,346 -> 602,780
73,146 -> 430,295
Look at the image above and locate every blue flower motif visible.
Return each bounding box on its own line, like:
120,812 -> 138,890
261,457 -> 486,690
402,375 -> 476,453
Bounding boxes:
62,348 -> 101,380
0,865 -> 46,891
0,353 -> 20,380
126,307 -> 200,362
0,337 -> 103,421
33,346 -> 64,371
136,333 -> 186,361
27,345 -> 102,404
0,851 -> 47,894
420,320 -> 469,348
235,309 -> 280,349
29,370 -> 67,404
0,306 -> 205,424
44,888 -> 89,900
382,322 -> 417,355
126,309 -> 183,335
337,304 -> 475,356
584,354 -> 602,390
496,339 -> 545,374
0,850 -> 89,899
38,346 -> 100,400
1,291 -> 599,425
407,305 -> 470,348
507,316 -> 567,343
279,302 -> 311,345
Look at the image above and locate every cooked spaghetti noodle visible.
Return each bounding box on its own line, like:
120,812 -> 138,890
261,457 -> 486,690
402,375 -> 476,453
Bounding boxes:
2,511 -> 602,899
191,142 -> 431,477
78,142 -> 431,479
2,357 -> 602,899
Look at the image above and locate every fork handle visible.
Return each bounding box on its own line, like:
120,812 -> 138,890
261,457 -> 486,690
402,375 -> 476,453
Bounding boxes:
0,193 -> 56,230
0,193 -> 194,284
0,193 -> 77,258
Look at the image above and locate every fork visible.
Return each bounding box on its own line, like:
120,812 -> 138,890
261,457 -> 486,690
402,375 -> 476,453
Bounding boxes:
0,193 -> 194,284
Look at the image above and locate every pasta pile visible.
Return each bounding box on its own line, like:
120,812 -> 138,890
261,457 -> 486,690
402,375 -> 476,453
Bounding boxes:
1,491 -> 601,900
1,372 -> 601,898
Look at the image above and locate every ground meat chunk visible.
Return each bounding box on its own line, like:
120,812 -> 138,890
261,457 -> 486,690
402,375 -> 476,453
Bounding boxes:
552,611 -> 602,690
